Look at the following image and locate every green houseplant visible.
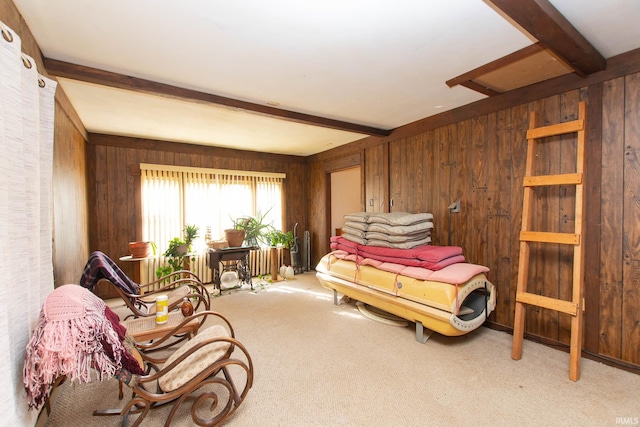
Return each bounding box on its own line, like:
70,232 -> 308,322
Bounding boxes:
266,229 -> 294,249
155,224 -> 199,279
231,209 -> 273,247
156,237 -> 187,278
184,224 -> 200,251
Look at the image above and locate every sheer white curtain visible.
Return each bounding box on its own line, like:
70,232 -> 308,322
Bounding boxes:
0,21 -> 57,426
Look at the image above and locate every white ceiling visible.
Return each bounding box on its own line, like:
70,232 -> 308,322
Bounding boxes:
11,0 -> 640,156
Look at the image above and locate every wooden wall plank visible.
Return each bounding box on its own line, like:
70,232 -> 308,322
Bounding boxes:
471,116 -> 489,268
388,138 -> 404,213
433,125 -> 455,245
308,161 -> 326,264
388,135 -> 427,214
408,134 -> 425,213
622,72 -> 640,364
509,103 -> 529,325
582,85 -> 603,354
422,130 -> 436,219
599,77 -> 625,358
487,110 -> 514,326
365,143 -> 388,213
452,119 -> 471,252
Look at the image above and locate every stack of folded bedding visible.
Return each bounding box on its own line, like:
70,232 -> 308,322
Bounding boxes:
329,236 -> 464,271
340,212 -> 434,249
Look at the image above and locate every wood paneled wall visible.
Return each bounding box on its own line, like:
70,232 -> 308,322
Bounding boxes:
307,58 -> 640,368
86,134 -> 308,296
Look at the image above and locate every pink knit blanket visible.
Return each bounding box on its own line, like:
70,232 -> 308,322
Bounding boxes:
23,285 -> 143,410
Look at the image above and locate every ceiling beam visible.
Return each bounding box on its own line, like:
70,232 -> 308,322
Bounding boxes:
486,0 -> 606,77
43,58 -> 391,137
446,43 -> 545,95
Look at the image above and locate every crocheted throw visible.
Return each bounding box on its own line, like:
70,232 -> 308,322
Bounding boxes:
23,284 -> 143,410
79,251 -> 140,295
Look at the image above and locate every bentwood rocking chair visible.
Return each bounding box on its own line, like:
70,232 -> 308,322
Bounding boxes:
79,251 -> 211,320
24,284 -> 253,427
95,309 -> 254,427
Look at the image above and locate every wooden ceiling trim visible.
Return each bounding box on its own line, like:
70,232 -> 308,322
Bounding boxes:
446,43 -> 544,90
459,80 -> 501,97
88,133 -> 305,163
474,50 -> 573,92
486,0 -> 606,77
44,58 -> 391,137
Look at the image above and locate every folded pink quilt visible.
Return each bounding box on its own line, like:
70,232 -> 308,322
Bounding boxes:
328,250 -> 488,283
330,237 -> 465,271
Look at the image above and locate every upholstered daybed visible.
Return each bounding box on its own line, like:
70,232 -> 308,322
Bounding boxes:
316,212 -> 496,342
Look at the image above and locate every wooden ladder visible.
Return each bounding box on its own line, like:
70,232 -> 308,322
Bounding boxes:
511,101 -> 587,381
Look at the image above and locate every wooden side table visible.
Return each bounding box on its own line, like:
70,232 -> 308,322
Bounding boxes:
123,311 -> 200,342
119,255 -> 154,284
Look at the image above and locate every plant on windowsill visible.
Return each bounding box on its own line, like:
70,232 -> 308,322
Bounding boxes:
156,237 -> 186,278
128,240 -> 157,258
229,208 -> 273,247
184,224 -> 200,251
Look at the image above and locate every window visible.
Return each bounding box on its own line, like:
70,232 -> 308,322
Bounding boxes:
140,164 -> 285,282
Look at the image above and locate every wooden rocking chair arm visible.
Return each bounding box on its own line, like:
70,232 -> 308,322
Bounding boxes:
134,310 -> 234,353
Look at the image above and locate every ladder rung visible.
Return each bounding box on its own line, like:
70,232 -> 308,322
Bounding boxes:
516,291 -> 579,316
526,119 -> 584,139
523,173 -> 582,187
520,231 -> 580,245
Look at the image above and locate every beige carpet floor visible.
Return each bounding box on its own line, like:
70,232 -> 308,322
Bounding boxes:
45,273 -> 639,426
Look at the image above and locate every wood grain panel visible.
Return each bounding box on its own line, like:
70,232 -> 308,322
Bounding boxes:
599,77 -> 625,358
487,110 -> 514,326
364,143 -> 388,213
509,103 -> 529,326
307,161 -> 326,265
581,85 -> 603,354
434,125 -> 456,245
52,102 -> 90,286
471,117 -> 489,267
451,120 -> 471,253
421,130 -> 436,220
407,134 -> 425,213
388,134 -> 426,214
388,138 -> 404,212
622,72 -> 640,364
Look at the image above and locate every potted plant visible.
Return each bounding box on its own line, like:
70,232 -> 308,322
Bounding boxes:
224,228 -> 246,248
128,241 -> 157,258
266,229 -> 294,249
229,208 -> 273,247
184,224 -> 200,251
156,237 -> 188,278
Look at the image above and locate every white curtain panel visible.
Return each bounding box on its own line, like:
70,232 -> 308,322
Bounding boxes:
0,21 -> 57,426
